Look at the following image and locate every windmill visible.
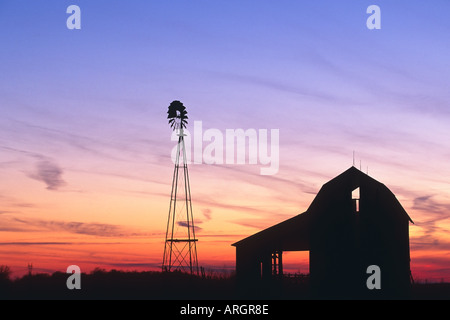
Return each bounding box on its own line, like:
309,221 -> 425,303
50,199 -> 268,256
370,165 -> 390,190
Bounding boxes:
162,101 -> 199,275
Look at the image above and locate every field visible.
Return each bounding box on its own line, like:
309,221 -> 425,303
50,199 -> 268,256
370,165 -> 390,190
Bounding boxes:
1,268 -> 449,300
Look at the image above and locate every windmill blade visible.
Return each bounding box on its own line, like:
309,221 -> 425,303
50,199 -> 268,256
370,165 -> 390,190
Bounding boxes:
167,100 -> 189,131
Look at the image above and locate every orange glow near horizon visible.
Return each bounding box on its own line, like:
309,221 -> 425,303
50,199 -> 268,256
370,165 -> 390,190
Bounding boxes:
1,149 -> 450,283
2,172 -> 450,283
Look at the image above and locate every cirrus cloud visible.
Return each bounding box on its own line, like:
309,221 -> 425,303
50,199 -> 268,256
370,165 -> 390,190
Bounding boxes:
29,159 -> 66,191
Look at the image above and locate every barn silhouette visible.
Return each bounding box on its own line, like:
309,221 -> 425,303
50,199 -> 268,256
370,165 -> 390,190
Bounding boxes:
232,166 -> 413,299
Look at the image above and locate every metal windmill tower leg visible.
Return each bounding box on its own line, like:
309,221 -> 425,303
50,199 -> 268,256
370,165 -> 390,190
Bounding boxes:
162,127 -> 199,275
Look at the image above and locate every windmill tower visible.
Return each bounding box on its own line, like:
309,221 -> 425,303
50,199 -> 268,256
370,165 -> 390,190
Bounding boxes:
162,101 -> 199,275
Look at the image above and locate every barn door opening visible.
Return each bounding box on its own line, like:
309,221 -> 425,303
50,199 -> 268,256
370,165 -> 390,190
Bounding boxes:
282,251 -> 310,277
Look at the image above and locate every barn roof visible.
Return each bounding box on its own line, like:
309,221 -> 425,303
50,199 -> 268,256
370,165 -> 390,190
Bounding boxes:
232,166 -> 413,248
231,210 -> 310,249
308,166 -> 413,223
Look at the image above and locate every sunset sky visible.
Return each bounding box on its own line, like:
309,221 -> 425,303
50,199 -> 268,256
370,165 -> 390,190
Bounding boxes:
1,1 -> 450,281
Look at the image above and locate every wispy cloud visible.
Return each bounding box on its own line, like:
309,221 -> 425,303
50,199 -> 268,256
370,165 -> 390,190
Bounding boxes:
229,217 -> 282,231
176,221 -> 202,232
412,195 -> 450,216
0,241 -> 133,246
29,159 -> 66,191
0,241 -> 73,246
202,208 -> 212,221
1,119 -> 170,192
406,194 -> 450,255
0,146 -> 67,191
211,70 -> 356,106
107,262 -> 161,270
6,217 -> 155,238
411,195 -> 450,233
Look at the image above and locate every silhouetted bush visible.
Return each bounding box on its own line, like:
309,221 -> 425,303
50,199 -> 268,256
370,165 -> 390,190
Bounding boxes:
0,266 -> 11,280
0,266 -> 12,298
0,269 -> 237,300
